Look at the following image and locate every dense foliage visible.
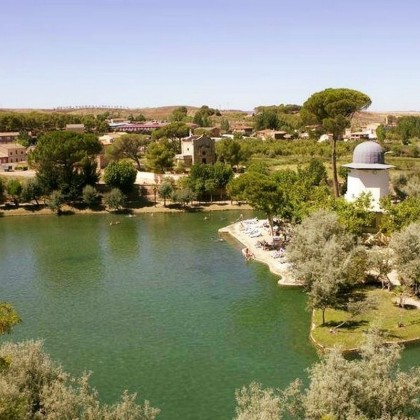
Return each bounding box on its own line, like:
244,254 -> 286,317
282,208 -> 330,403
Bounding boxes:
103,161 -> 137,193
287,210 -> 367,323
106,134 -> 148,170
0,111 -> 109,133
183,162 -> 234,201
0,340 -> 158,419
30,131 -> 101,199
235,333 -> 420,420
389,222 -> 420,295
254,104 -> 302,132
145,140 -> 175,173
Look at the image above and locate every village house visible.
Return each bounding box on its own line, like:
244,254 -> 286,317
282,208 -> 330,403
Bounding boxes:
0,132 -> 20,144
231,124 -> 253,137
65,124 -> 85,133
256,129 -> 288,140
195,126 -> 220,137
0,143 -> 27,164
176,135 -> 216,167
114,121 -> 167,134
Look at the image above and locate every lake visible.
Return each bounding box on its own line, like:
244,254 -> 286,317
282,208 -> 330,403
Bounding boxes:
0,211 -> 418,419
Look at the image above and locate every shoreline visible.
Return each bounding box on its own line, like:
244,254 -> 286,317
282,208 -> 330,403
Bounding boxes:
219,219 -> 302,287
0,202 -> 253,217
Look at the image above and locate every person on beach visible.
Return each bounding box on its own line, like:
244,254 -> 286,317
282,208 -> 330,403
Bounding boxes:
244,248 -> 255,261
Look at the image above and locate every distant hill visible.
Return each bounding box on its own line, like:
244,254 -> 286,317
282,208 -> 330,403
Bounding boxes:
2,106 -> 420,128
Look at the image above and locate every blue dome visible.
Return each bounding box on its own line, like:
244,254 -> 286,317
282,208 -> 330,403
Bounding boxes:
353,141 -> 385,164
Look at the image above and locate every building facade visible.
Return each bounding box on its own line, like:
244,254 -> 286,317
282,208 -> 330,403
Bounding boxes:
177,135 -> 216,167
0,143 -> 27,164
0,132 -> 20,144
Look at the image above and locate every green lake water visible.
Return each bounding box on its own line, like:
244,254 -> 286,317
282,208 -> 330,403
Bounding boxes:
0,211 -> 419,419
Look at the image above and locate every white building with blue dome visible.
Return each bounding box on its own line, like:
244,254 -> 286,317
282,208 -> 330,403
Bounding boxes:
343,141 -> 393,211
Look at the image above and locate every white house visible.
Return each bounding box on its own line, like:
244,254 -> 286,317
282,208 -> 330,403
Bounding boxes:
343,141 -> 393,212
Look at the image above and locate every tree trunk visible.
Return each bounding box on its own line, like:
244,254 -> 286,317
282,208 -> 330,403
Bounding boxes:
322,308 -> 326,325
267,214 -> 274,237
332,137 -> 340,198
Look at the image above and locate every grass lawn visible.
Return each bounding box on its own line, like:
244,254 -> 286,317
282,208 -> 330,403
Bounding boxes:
311,288 -> 420,351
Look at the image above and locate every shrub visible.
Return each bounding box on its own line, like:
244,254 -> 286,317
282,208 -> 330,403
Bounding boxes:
105,188 -> 125,211
82,185 -> 98,208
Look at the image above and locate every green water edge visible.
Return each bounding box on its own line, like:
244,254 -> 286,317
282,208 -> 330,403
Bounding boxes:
0,211 -> 419,419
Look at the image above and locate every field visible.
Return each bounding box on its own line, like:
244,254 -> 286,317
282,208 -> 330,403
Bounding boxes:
311,288 -> 420,352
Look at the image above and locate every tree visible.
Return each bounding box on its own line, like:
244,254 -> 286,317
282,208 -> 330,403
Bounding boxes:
169,106 -> 188,122
30,131 -> 102,198
234,333 -> 420,420
106,134 -> 147,170
254,108 -> 279,130
158,181 -> 173,207
20,178 -> 44,205
220,118 -> 230,132
16,131 -> 33,147
145,140 -> 175,174
333,193 -> 376,235
204,179 -> 216,202
82,184 -> 99,208
104,161 -> 137,194
105,188 -> 125,211
47,190 -> 64,214
287,210 -> 367,323
0,177 -> 5,203
301,88 -> 372,197
227,172 -> 287,235
368,247 -> 393,289
6,179 -> 23,206
389,222 -> 420,295
216,138 -> 247,166
235,382 -> 281,420
0,303 -> 21,335
192,105 -> 218,127
0,340 -> 159,419
379,196 -> 420,234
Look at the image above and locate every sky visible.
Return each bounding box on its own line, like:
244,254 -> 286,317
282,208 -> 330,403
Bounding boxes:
1,0 -> 420,111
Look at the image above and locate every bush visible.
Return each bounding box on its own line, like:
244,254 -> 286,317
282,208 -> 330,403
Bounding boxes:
105,188 -> 125,211
82,185 -> 98,208
47,190 -> 64,214
104,161 -> 137,193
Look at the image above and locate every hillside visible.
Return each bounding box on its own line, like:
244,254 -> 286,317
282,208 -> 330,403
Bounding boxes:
1,106 -> 420,128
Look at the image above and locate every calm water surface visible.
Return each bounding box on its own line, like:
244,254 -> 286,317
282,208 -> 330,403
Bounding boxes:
0,211 -> 418,419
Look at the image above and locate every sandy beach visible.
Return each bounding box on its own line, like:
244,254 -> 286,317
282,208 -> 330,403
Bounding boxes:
219,219 -> 302,287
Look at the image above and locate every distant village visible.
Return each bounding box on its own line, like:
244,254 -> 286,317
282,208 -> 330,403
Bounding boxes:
0,110 -> 391,171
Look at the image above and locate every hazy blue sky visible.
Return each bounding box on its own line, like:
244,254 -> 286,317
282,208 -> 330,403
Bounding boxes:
1,0 -> 419,111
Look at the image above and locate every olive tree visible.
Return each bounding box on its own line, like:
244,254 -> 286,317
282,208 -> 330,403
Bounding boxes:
287,210 -> 367,324
6,179 -> 23,206
158,181 -> 173,207
389,222 -> 420,295
234,333 -> 420,420
0,340 -> 159,419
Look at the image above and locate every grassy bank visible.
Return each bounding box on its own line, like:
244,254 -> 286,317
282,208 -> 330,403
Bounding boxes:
311,288 -> 420,352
